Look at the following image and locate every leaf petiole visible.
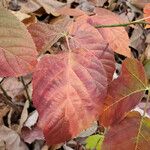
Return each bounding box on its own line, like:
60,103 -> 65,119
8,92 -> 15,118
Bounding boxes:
95,17 -> 150,28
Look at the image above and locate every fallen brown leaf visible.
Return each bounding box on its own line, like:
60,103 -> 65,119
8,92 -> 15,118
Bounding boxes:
0,126 -> 28,150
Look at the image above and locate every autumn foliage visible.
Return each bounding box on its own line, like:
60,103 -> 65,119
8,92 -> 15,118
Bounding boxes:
0,3 -> 150,150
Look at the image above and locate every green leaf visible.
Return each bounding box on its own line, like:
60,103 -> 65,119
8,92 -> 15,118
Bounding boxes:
86,134 -> 104,150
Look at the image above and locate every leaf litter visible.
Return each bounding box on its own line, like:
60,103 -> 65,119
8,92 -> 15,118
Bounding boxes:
0,0 -> 150,149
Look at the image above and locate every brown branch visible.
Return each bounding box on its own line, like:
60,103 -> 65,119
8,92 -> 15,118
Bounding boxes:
20,77 -> 31,101
0,83 -> 19,112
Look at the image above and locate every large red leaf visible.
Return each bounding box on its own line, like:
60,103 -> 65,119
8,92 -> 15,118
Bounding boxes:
33,21 -> 115,145
102,111 -> 150,150
68,19 -> 115,82
80,8 -> 131,57
0,7 -> 37,77
99,58 -> 148,127
28,17 -> 71,53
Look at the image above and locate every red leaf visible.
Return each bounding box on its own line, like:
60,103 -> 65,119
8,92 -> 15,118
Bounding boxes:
99,58 -> 148,127
56,6 -> 85,17
0,7 -> 37,77
68,19 -> 115,82
79,8 -> 131,57
33,21 -> 115,145
28,17 -> 71,53
102,111 -> 150,149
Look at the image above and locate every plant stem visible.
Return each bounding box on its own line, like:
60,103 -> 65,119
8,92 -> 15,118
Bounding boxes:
0,77 -> 5,84
95,16 -> 150,28
95,21 -> 148,28
20,77 -> 31,101
0,83 -> 19,112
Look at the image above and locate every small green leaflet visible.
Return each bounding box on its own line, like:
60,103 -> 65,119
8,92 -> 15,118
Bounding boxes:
85,134 -> 104,150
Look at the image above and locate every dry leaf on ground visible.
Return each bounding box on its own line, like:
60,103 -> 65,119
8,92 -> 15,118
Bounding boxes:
0,126 -> 28,150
